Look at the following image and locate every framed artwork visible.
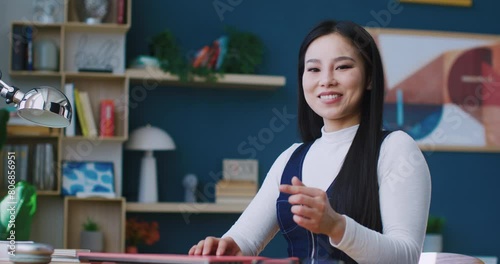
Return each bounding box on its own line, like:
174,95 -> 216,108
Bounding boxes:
399,0 -> 472,7
367,28 -> 500,152
62,161 -> 115,196
223,159 -> 258,182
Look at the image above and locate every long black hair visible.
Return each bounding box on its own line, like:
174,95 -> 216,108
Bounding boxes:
297,20 -> 386,232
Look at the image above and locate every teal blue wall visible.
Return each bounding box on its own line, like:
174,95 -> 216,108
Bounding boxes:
123,0 -> 500,258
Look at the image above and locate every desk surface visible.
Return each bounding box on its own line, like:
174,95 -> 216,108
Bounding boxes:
419,252 -> 485,264
0,253 -> 299,264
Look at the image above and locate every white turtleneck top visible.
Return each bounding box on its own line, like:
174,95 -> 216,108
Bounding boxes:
222,125 -> 431,264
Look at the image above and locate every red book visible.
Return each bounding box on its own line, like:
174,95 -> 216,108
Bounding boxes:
99,99 -> 115,137
193,46 -> 210,68
117,0 -> 125,24
208,41 -> 220,69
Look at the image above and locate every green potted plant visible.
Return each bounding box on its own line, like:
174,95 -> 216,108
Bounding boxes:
80,217 -> 104,252
149,29 -> 190,80
423,215 -> 445,252
220,26 -> 264,74
149,27 -> 265,83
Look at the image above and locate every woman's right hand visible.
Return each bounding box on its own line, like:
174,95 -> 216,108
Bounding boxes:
188,236 -> 242,256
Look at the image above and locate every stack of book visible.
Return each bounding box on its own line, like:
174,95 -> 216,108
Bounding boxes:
64,83 -> 115,138
51,249 -> 90,263
215,180 -> 258,204
0,143 -> 55,191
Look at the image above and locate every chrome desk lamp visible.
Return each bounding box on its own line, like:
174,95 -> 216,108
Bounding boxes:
1,69 -> 70,263
0,69 -> 72,128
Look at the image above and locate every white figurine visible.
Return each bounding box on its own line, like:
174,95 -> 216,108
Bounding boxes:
182,174 -> 198,203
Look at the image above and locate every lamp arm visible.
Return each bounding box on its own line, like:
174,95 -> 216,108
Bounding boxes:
0,70 -> 24,105
0,80 -> 23,105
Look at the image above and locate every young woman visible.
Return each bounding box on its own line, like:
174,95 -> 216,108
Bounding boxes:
188,20 -> 431,264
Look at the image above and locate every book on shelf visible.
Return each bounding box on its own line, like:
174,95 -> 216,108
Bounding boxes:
64,83 -> 76,137
51,248 -> 90,263
79,91 -> 98,137
25,26 -> 34,71
74,89 -> 98,137
33,143 -> 55,191
215,196 -> 253,204
16,144 -> 29,182
215,179 -> 258,202
216,179 -> 258,190
99,99 -> 115,137
0,144 -> 28,188
74,88 -> 89,137
116,0 -> 126,24
0,143 -> 56,191
216,187 -> 257,197
192,46 -> 210,68
11,25 -> 27,71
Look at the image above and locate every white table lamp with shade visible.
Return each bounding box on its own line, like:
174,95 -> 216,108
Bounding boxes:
126,124 -> 176,203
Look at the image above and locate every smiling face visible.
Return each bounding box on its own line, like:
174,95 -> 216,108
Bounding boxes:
302,33 -> 367,132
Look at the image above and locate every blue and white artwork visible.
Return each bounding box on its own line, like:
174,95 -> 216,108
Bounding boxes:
62,161 -> 114,196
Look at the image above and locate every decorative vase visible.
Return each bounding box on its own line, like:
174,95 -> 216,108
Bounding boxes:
80,231 -> 104,252
75,0 -> 110,24
34,39 -> 59,71
423,233 -> 443,252
33,0 -> 61,23
126,246 -> 138,253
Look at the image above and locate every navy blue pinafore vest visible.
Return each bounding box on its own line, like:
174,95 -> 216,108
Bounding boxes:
276,131 -> 391,264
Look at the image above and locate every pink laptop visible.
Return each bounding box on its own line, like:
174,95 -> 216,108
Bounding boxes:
77,252 -> 299,264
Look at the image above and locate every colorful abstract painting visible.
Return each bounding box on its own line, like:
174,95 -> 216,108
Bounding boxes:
62,161 -> 115,196
370,29 -> 500,151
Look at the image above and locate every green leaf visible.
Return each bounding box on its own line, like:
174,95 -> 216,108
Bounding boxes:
426,215 -> 445,234
0,181 -> 37,240
82,217 -> 99,231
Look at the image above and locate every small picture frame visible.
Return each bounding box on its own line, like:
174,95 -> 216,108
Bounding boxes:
223,159 -> 258,182
62,161 -> 115,197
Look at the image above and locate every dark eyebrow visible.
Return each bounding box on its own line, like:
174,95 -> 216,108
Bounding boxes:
305,56 -> 355,64
334,56 -> 355,63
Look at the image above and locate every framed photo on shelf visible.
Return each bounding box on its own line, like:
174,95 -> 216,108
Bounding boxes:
222,159 -> 258,182
62,161 -> 116,197
367,28 -> 500,152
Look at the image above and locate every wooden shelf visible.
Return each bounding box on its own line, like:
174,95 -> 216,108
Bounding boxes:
64,72 -> 126,79
126,68 -> 286,90
63,22 -> 130,33
64,197 -> 125,253
126,202 -> 250,213
36,190 -> 60,196
9,70 -> 62,77
62,136 -> 127,142
419,145 -> 500,153
11,21 -> 63,28
6,134 -> 60,140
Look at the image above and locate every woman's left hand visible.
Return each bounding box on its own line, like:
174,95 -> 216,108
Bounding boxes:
279,176 -> 346,243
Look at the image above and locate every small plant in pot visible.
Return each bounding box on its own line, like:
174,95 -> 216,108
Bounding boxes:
423,215 -> 445,252
80,217 -> 104,252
